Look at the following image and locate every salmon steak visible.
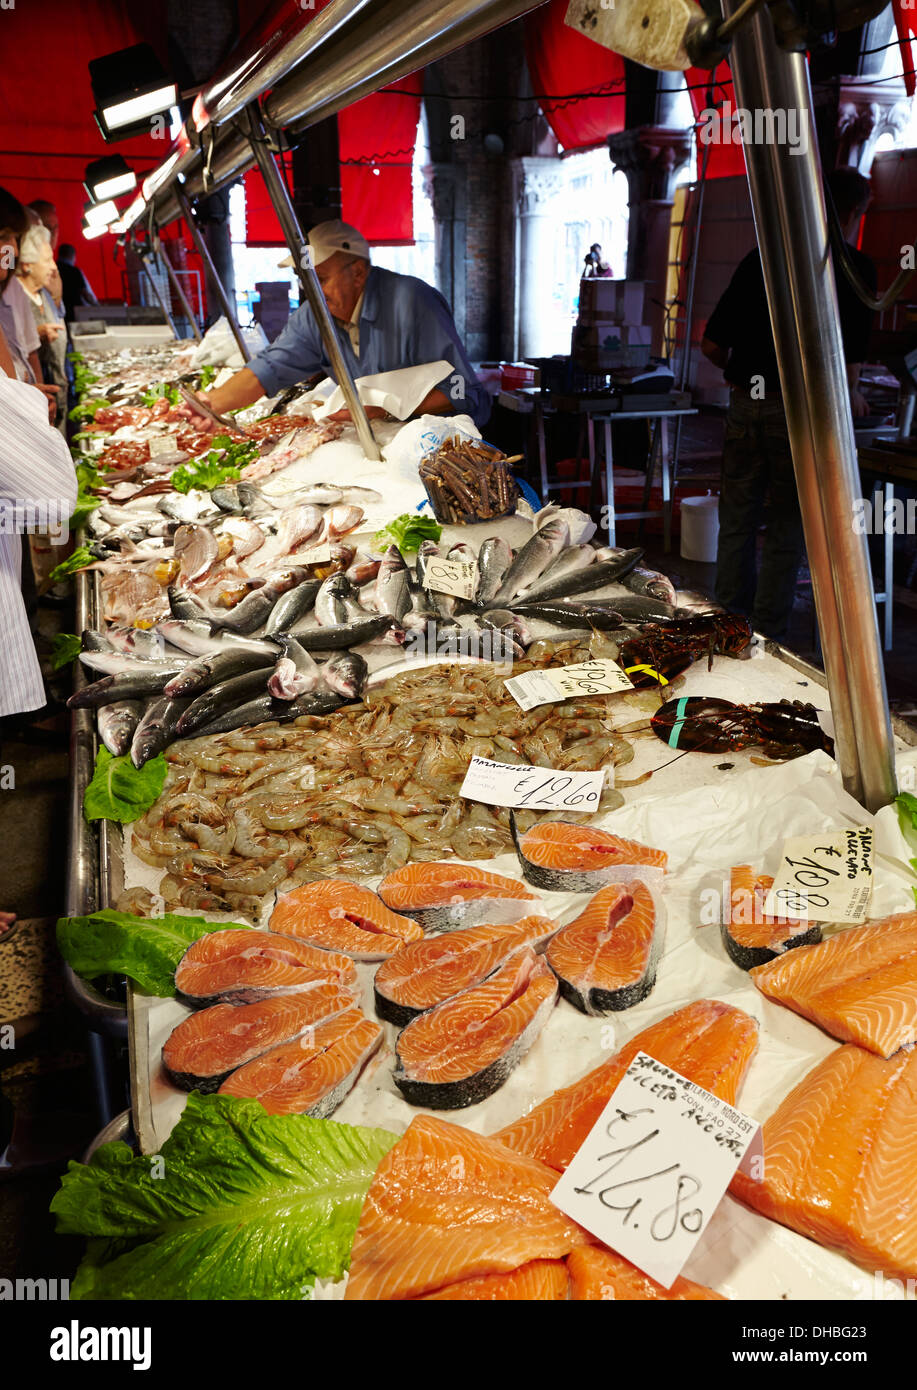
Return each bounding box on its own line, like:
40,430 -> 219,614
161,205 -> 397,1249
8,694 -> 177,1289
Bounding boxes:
344,1113 -> 592,1300
373,915 -> 558,1027
376,861 -> 538,932
270,879 -> 422,962
545,880 -> 661,1015
722,865 -> 821,970
512,817 -> 668,892
218,1007 -> 382,1117
174,929 -> 358,1007
415,1259 -> 569,1300
494,998 -> 758,1171
393,949 -> 558,1110
566,1246 -> 725,1300
749,911 -> 917,1058
162,984 -> 358,1093
730,1044 -> 917,1279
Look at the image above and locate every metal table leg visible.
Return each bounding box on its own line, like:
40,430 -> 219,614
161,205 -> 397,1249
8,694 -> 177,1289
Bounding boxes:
535,398 -> 548,502
603,417 -> 615,546
660,417 -> 673,554
884,480 -> 894,651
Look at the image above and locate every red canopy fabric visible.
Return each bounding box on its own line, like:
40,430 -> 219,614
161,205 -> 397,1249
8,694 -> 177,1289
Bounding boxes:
894,0 -> 917,96
0,0 -> 172,299
242,156 -> 294,246
687,63 -> 746,180
523,0 -> 626,152
339,76 -> 422,244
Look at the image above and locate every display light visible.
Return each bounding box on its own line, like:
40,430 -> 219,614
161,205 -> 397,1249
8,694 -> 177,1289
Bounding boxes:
84,154 -> 136,201
90,43 -> 178,141
83,199 -> 119,229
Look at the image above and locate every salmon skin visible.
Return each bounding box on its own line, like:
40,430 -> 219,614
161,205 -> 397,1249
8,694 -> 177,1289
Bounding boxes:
377,861 -> 538,932
511,815 -> 667,893
174,928 -> 358,1007
495,998 -> 758,1171
393,949 -> 558,1110
344,1113 -> 592,1300
218,1007 -> 382,1117
546,880 -> 662,1015
566,1247 -> 725,1301
749,911 -> 917,1058
416,1259 -> 568,1300
373,915 -> 558,1027
270,879 -> 422,962
730,1044 -> 917,1279
722,865 -> 822,970
162,984 -> 357,1093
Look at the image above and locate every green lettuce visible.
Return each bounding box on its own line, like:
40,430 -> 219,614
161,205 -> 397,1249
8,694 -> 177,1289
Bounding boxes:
56,910 -> 250,996
49,546 -> 94,582
51,1093 -> 398,1300
373,512 -> 442,554
51,633 -> 81,671
894,792 -> 917,903
83,748 -> 168,824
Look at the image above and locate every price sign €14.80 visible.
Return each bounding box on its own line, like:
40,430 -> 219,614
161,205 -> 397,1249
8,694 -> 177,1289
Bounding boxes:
550,1053 -> 762,1290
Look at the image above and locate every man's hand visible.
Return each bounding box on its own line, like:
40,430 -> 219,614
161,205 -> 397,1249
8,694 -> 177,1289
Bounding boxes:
35,383 -> 60,424
197,367 -> 265,419
37,323 -> 63,343
327,405 -> 391,423
850,388 -> 870,419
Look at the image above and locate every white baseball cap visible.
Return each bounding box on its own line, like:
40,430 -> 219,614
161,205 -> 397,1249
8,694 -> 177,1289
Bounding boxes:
277,219 -> 370,270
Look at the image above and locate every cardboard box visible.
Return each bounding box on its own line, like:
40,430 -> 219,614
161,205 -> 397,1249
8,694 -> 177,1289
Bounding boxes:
578,278 -> 645,323
572,323 -> 652,352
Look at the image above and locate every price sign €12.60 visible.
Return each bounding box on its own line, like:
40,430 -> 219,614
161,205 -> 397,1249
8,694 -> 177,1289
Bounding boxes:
459,755 -> 605,811
550,1053 -> 762,1290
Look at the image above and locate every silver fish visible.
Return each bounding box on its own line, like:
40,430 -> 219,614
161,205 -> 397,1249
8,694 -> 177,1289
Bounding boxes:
512,550 -> 644,605
164,646 -> 277,697
290,616 -> 403,650
479,609 -> 534,646
267,635 -> 322,698
68,669 -> 185,709
194,690 -> 343,739
174,669 -> 275,738
263,579 -> 321,635
97,700 -> 143,756
130,695 -> 191,769
621,566 -> 678,607
159,491 -> 219,524
81,629 -> 115,653
375,545 -> 412,621
475,536 -> 513,607
212,568 -> 309,635
315,573 -> 353,627
79,651 -> 189,677
518,545 -> 595,598
416,540 -> 456,623
168,585 -> 212,621
511,601 -> 626,631
320,650 -> 368,699
674,589 -> 724,614
105,627 -> 171,660
490,518 -> 569,606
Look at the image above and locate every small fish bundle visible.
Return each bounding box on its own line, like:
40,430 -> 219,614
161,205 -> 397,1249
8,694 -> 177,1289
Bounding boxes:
162,984 -> 358,1092
270,879 -> 423,962
722,865 -> 822,970
512,817 -> 668,893
218,1008 -> 383,1117
419,436 -> 520,524
373,916 -> 558,1026
393,949 -> 557,1110
545,880 -> 662,1015
174,928 -> 358,1006
377,861 -> 539,932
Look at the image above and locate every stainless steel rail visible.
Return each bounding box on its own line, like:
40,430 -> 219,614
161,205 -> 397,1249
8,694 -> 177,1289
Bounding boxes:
174,185 -> 251,362
137,250 -> 179,338
246,104 -> 383,462
726,2 -> 896,812
154,232 -> 203,341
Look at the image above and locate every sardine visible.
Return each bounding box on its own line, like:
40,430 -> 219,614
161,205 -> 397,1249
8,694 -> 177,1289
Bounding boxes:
511,550 -> 643,605
475,536 -> 513,607
194,690 -> 344,739
174,669 -> 274,738
130,695 -> 192,768
375,545 -> 412,621
164,646 -> 276,698
490,518 -> 569,606
320,650 -> 369,699
621,566 -> 678,607
97,700 -> 143,756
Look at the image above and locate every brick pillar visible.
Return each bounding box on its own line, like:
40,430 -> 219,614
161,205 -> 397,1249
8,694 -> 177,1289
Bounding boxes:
606,126 -> 693,353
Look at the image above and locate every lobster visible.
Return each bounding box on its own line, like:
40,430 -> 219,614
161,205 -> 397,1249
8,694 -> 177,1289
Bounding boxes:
619,614 -> 753,689
650,695 -> 834,760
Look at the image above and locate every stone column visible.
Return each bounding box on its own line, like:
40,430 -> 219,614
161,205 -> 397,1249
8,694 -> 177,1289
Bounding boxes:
836,78 -> 910,173
422,162 -> 467,338
511,155 -> 565,359
607,126 -> 693,352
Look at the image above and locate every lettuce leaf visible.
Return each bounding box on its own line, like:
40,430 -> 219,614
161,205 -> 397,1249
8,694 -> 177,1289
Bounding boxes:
51,633 -> 82,671
373,512 -> 442,554
83,748 -> 167,824
51,1094 -> 398,1300
49,546 -> 95,582
56,910 -> 250,996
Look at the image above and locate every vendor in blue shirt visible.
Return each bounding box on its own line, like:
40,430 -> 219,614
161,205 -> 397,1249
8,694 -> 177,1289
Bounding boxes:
199,219 -> 489,428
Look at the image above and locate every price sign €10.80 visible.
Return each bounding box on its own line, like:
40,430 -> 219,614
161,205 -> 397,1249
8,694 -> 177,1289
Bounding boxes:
762,828 -> 873,924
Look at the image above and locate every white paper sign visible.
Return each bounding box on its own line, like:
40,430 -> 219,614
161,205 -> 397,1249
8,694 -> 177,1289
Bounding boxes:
297,542 -> 333,565
551,1052 -> 762,1290
505,658 -> 633,711
762,827 -> 873,923
460,755 -> 604,811
148,435 -> 179,457
423,556 -> 478,601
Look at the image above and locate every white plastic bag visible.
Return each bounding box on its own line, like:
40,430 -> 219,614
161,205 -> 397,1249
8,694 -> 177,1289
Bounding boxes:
191,316 -> 268,369
381,413 -> 482,471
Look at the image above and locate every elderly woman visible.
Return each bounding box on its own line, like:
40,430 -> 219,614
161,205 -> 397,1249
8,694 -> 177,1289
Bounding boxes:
16,224 -> 66,434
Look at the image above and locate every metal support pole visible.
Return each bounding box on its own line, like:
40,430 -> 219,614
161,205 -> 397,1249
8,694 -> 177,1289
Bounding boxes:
726,4 -> 896,812
245,104 -> 383,462
134,241 -> 179,337
152,229 -> 202,341
174,185 -> 251,363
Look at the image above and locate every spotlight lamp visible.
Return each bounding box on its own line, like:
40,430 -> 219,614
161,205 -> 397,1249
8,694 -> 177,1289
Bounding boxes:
84,154 -> 136,202
90,43 -> 178,142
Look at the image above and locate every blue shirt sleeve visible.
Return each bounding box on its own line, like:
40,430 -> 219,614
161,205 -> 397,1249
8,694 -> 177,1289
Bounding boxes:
246,303 -> 326,397
407,283 -> 490,428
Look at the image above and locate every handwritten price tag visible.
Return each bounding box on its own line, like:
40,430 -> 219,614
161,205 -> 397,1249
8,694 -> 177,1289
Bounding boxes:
459,756 -> 605,811
505,658 -> 633,711
551,1052 -> 762,1290
298,542 -> 333,565
148,436 -> 180,457
423,557 -> 478,601
762,828 -> 873,924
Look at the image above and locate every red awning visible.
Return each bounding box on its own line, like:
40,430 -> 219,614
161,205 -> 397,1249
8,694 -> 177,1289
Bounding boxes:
242,155 -> 293,247
687,63 -> 747,180
894,0 -> 917,96
339,76 -> 422,244
523,0 -> 626,153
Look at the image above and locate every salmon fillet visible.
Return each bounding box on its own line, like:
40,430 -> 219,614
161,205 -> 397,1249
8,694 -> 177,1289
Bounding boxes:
494,999 -> 759,1171
566,1246 -> 725,1300
217,1007 -> 382,1116
162,983 -> 358,1092
344,1114 -> 593,1300
730,1044 -> 917,1279
394,949 -> 558,1109
270,879 -> 422,962
373,915 -> 558,1026
513,818 -> 667,892
416,1259 -> 569,1300
749,912 -> 917,1058
174,929 -> 358,1006
377,861 -> 537,932
546,880 -> 661,1015
722,865 -> 821,970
